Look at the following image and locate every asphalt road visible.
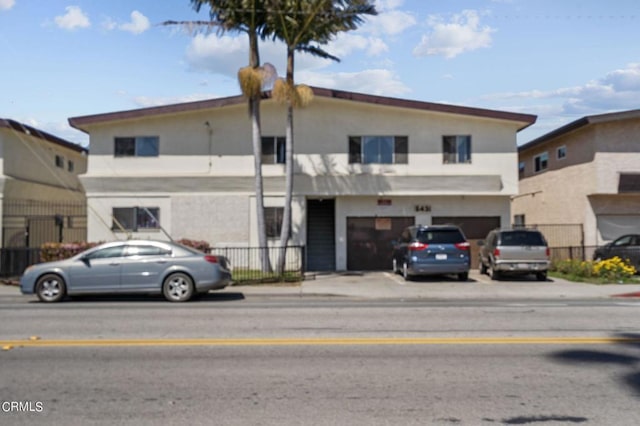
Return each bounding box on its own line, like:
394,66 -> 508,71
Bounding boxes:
2,295 -> 640,425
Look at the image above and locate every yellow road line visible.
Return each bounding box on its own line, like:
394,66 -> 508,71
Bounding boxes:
2,336 -> 640,348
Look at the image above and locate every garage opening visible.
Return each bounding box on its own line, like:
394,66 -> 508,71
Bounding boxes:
346,217 -> 415,271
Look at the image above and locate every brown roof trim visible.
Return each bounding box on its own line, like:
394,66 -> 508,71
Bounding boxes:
0,118 -> 87,154
519,108 -> 640,152
68,86 -> 537,132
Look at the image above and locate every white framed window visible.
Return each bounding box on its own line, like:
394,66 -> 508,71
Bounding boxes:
443,135 -> 471,164
348,136 -> 408,164
534,152 -> 548,172
112,207 -> 160,231
264,207 -> 284,238
114,136 -> 159,157
557,145 -> 567,160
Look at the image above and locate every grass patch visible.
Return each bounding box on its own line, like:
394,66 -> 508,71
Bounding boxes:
231,269 -> 302,286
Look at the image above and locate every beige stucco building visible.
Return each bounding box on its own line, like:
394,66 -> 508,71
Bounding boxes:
0,119 -> 88,249
69,87 -> 535,271
513,109 -> 640,248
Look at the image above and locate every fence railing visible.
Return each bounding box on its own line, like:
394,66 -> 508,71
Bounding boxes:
0,246 -> 306,283
209,245 -> 305,284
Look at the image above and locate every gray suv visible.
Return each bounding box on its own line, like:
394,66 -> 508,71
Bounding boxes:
478,228 -> 550,281
392,225 -> 471,281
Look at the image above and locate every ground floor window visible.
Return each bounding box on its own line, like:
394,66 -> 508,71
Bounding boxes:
112,207 -> 160,231
265,207 -> 284,238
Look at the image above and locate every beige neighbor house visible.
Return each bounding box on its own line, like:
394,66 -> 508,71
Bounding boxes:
513,109 -> 640,250
0,119 -> 87,255
69,87 -> 535,271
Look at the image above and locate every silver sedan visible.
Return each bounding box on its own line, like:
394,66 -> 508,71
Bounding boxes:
20,240 -> 232,302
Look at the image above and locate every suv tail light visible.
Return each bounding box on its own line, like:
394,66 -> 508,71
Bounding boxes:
546,247 -> 550,258
204,255 -> 219,263
455,242 -> 470,251
409,242 -> 428,251
493,248 -> 501,258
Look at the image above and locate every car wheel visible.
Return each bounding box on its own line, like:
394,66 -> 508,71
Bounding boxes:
35,274 -> 66,303
536,272 -> 547,281
490,265 -> 500,280
458,272 -> 469,281
402,262 -> 412,281
163,272 -> 194,302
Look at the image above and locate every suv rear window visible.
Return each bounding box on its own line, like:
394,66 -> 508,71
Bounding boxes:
417,229 -> 465,244
500,231 -> 546,246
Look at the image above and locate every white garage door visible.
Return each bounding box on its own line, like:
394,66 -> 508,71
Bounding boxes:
596,215 -> 640,242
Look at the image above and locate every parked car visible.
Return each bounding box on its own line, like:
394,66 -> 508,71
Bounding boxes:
593,234 -> 640,270
478,228 -> 550,281
20,240 -> 232,303
392,225 -> 470,281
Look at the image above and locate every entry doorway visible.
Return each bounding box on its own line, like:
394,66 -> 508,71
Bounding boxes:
306,199 -> 336,271
346,217 -> 415,271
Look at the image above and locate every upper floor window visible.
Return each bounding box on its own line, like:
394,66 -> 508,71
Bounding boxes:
534,152 -> 548,173
68,160 -> 75,172
114,136 -> 159,157
518,161 -> 525,178
112,207 -> 160,231
557,146 -> 567,160
348,136 -> 408,164
55,155 -> 64,168
443,135 -> 471,164
262,136 -> 286,164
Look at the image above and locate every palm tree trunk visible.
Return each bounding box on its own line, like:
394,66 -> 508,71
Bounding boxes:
277,48 -> 295,274
248,29 -> 271,273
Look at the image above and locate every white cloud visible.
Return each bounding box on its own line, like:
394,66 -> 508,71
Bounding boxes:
119,10 -> 150,35
132,93 -> 216,108
0,0 -> 15,11
297,68 -> 411,97
367,10 -> 417,36
413,10 -> 495,59
54,6 -> 90,30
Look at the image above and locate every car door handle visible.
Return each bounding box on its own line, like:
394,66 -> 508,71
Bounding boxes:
156,260 -> 167,264
109,262 -> 120,266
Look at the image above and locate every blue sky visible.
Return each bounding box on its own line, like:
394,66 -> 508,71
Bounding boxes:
1,0 -> 639,147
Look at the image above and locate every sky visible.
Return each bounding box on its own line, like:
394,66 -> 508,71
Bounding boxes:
1,0 -> 639,148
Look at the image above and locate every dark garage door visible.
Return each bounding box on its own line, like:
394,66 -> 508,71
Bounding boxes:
347,217 -> 415,271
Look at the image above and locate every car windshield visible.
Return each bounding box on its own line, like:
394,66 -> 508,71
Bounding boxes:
500,231 -> 546,246
417,229 -> 465,244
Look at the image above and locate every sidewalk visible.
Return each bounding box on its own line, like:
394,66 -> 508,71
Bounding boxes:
3,270 -> 640,300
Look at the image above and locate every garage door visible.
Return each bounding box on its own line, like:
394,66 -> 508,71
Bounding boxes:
347,217 -> 415,271
597,215 -> 640,242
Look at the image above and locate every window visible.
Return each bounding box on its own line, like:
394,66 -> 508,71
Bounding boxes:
55,155 -> 64,168
348,136 -> 408,164
125,245 -> 171,257
513,214 -> 526,227
557,146 -> 567,160
114,136 -> 159,157
68,160 -> 75,172
534,152 -> 548,172
85,245 -> 125,260
518,161 -> 525,178
265,207 -> 284,238
262,136 -> 286,164
443,136 -> 471,164
112,207 -> 160,231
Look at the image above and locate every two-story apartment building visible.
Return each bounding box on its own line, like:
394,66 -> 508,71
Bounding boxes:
513,109 -> 640,248
0,119 -> 88,249
69,87 -> 535,271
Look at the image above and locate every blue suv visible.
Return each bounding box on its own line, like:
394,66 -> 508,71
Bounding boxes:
392,225 -> 471,281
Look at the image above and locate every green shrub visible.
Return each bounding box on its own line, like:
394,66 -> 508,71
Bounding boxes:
177,238 -> 211,253
552,257 -> 636,282
40,242 -> 101,262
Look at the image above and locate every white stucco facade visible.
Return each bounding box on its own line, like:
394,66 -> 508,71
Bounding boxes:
70,88 -> 534,271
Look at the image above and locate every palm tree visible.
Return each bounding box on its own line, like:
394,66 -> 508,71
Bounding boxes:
167,0 -> 274,271
266,0 -> 377,273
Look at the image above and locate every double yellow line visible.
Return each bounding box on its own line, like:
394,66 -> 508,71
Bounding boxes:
3,336 -> 640,349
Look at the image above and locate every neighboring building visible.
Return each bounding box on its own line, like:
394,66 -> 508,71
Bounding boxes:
0,119 -> 88,248
513,109 -> 640,248
69,87 -> 535,271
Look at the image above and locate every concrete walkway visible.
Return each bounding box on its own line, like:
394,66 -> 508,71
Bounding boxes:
3,270 -> 640,300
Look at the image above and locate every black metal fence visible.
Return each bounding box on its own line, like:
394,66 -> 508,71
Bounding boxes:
209,245 -> 305,283
1,248 -> 41,278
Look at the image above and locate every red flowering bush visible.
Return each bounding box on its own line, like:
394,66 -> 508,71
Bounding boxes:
40,242 -> 102,262
176,238 -> 211,253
